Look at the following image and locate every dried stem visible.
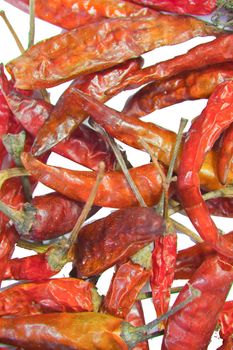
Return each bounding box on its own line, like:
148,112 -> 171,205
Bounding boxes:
28,0 -> 35,48
91,119 -> 147,207
137,286 -> 183,300
0,168 -> 29,189
17,239 -> 52,253
171,219 -> 202,243
0,10 -> 24,53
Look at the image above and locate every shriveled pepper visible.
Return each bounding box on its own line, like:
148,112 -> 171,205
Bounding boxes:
0,66 -> 116,171
4,0 -> 155,30
0,192 -> 98,241
218,301 -> 233,341
206,197 -> 233,218
102,260 -> 150,318
70,88 -> 233,192
21,153 -> 163,208
31,58 -> 143,155
217,123 -> 233,185
162,255 -> 233,350
123,63 -> 233,119
6,15 -> 219,89
218,337 -> 233,350
128,0 -> 217,15
126,302 -> 149,350
0,278 -> 100,316
177,81 -> 233,258
108,34 -> 233,96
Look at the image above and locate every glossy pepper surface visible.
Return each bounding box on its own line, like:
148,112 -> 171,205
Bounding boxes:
6,15 -> 219,89
177,81 -> 233,258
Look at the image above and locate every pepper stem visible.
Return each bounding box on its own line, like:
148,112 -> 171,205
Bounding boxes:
121,284 -> 201,349
17,239 -> 52,253
28,0 -> 35,48
137,286 -> 183,300
90,119 -> 147,207
0,167 -> 29,189
2,132 -> 32,201
0,10 -> 24,53
171,218 -> 202,243
47,161 -> 105,271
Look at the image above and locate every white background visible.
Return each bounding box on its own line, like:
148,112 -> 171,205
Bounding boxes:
0,2 -> 232,349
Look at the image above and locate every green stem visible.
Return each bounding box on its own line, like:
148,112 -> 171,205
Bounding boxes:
91,119 -> 147,207
171,218 -> 202,243
17,239 -> 52,253
0,11 -> 25,53
0,168 -> 29,189
28,0 -> 35,48
137,286 -> 183,300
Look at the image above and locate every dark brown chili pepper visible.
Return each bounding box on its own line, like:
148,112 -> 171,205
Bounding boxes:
6,16 -> 219,89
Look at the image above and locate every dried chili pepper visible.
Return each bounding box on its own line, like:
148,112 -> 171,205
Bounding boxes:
0,277 -> 101,316
0,66 -> 117,171
126,302 -> 149,350
32,58 -> 143,155
71,88 -> 233,192
21,153 -> 163,208
74,207 -> 164,278
6,15 -> 219,89
0,192 -> 98,241
102,260 -> 150,318
128,0 -> 216,15
151,227 -> 177,321
177,81 -> 233,258
218,337 -> 233,350
206,196 -> 233,217
162,255 -> 233,350
218,301 -> 233,341
123,63 -> 233,119
217,123 -> 233,184
4,0 -> 154,30
108,34 -> 233,96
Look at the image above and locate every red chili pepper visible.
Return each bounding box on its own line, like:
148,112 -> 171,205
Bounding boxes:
0,66 -> 117,171
151,228 -> 177,321
217,123 -> 233,185
102,260 -> 150,318
218,337 -> 233,350
128,0 -> 216,15
31,58 -> 143,155
0,278 -> 100,316
0,192 -> 98,241
74,207 -> 165,278
206,197 -> 233,218
123,63 -> 233,119
6,15 -> 219,89
4,0 -> 155,30
108,34 -> 233,96
177,81 -> 233,258
21,152 -> 163,208
218,301 -> 233,340
126,302 -> 149,350
162,255 -> 233,350
71,88 -> 233,192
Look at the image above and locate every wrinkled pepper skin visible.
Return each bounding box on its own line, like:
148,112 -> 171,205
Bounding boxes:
20,192 -> 96,241
217,123 -> 233,184
177,81 -> 233,258
4,0 -> 154,30
162,255 -> 233,350
74,207 -> 165,278
128,0 -> 216,15
0,278 -> 96,316
72,88 -> 233,192
151,232 -> 177,319
218,337 -> 233,350
0,312 -> 127,350
21,153 -> 163,208
3,251 -> 60,281
123,63 -> 233,119
126,302 -> 149,350
0,67 -> 116,171
6,15 -> 219,89
32,58 -> 143,155
102,260 -> 150,318
206,197 -> 233,218
219,301 -> 233,340
108,35 -> 233,95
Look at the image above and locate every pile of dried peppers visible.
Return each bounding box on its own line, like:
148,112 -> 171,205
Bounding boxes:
0,0 -> 233,349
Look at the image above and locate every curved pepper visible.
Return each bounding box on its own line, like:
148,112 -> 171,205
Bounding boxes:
177,81 -> 233,258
